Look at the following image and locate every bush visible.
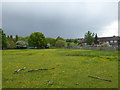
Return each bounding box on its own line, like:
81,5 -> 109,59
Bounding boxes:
7,38 -> 16,48
100,43 -> 111,47
70,42 -> 75,47
46,38 -> 56,47
16,40 -> 28,48
55,40 -> 66,48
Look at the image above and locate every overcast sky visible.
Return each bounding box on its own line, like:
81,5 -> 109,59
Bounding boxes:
1,1 -> 118,38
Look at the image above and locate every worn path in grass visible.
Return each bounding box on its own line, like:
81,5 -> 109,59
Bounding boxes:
2,49 -> 118,88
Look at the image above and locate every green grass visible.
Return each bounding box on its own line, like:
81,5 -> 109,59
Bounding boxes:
2,49 -> 118,88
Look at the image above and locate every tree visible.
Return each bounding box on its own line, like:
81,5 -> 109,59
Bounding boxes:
67,42 -> 70,48
7,36 -> 16,48
18,36 -> 29,42
56,36 -> 64,41
46,38 -> 56,47
74,39 -> 78,44
10,35 -> 13,39
0,29 -> 2,49
84,31 -> 95,45
0,29 -> 7,49
66,39 -> 73,42
15,35 -> 18,42
55,40 -> 66,48
94,34 -> 99,44
7,35 -> 9,39
28,32 -> 47,48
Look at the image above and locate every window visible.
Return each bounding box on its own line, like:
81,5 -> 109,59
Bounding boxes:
110,40 -> 113,43
114,40 -> 117,43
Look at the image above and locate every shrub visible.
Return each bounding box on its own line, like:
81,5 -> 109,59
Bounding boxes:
55,40 -> 66,48
16,40 -> 28,48
100,43 -> 111,47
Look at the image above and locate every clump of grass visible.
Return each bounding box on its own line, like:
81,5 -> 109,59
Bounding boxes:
82,60 -> 89,64
27,53 -> 33,55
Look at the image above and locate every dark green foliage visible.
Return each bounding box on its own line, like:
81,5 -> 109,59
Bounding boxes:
28,32 -> 47,48
66,39 -> 76,42
10,35 -> 13,39
0,29 -> 7,49
7,35 -> 9,38
74,39 -> 78,43
0,29 -> 2,49
94,34 -> 99,44
56,36 -> 64,41
67,42 -> 70,47
15,35 -> 19,42
66,39 -> 73,42
66,39 -> 78,46
84,31 -> 95,45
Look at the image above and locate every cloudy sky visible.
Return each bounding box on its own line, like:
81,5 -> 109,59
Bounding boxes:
1,1 -> 118,39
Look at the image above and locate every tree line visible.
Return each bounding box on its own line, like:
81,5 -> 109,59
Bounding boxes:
0,28 -> 99,49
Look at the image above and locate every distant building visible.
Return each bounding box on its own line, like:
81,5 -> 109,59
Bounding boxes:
78,38 -> 85,44
98,36 -> 120,47
78,36 -> 120,47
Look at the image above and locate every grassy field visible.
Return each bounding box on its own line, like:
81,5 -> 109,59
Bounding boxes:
2,49 -> 118,88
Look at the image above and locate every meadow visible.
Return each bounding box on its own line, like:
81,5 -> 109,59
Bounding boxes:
2,49 -> 118,88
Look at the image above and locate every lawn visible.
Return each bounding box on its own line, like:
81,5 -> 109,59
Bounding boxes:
2,49 -> 118,88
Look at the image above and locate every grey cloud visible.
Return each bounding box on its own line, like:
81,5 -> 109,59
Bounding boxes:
2,2 -> 117,38
0,2 -> 2,28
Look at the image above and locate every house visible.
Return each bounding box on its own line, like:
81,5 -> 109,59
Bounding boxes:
98,36 -> 120,47
78,36 -> 120,47
78,38 -> 85,44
